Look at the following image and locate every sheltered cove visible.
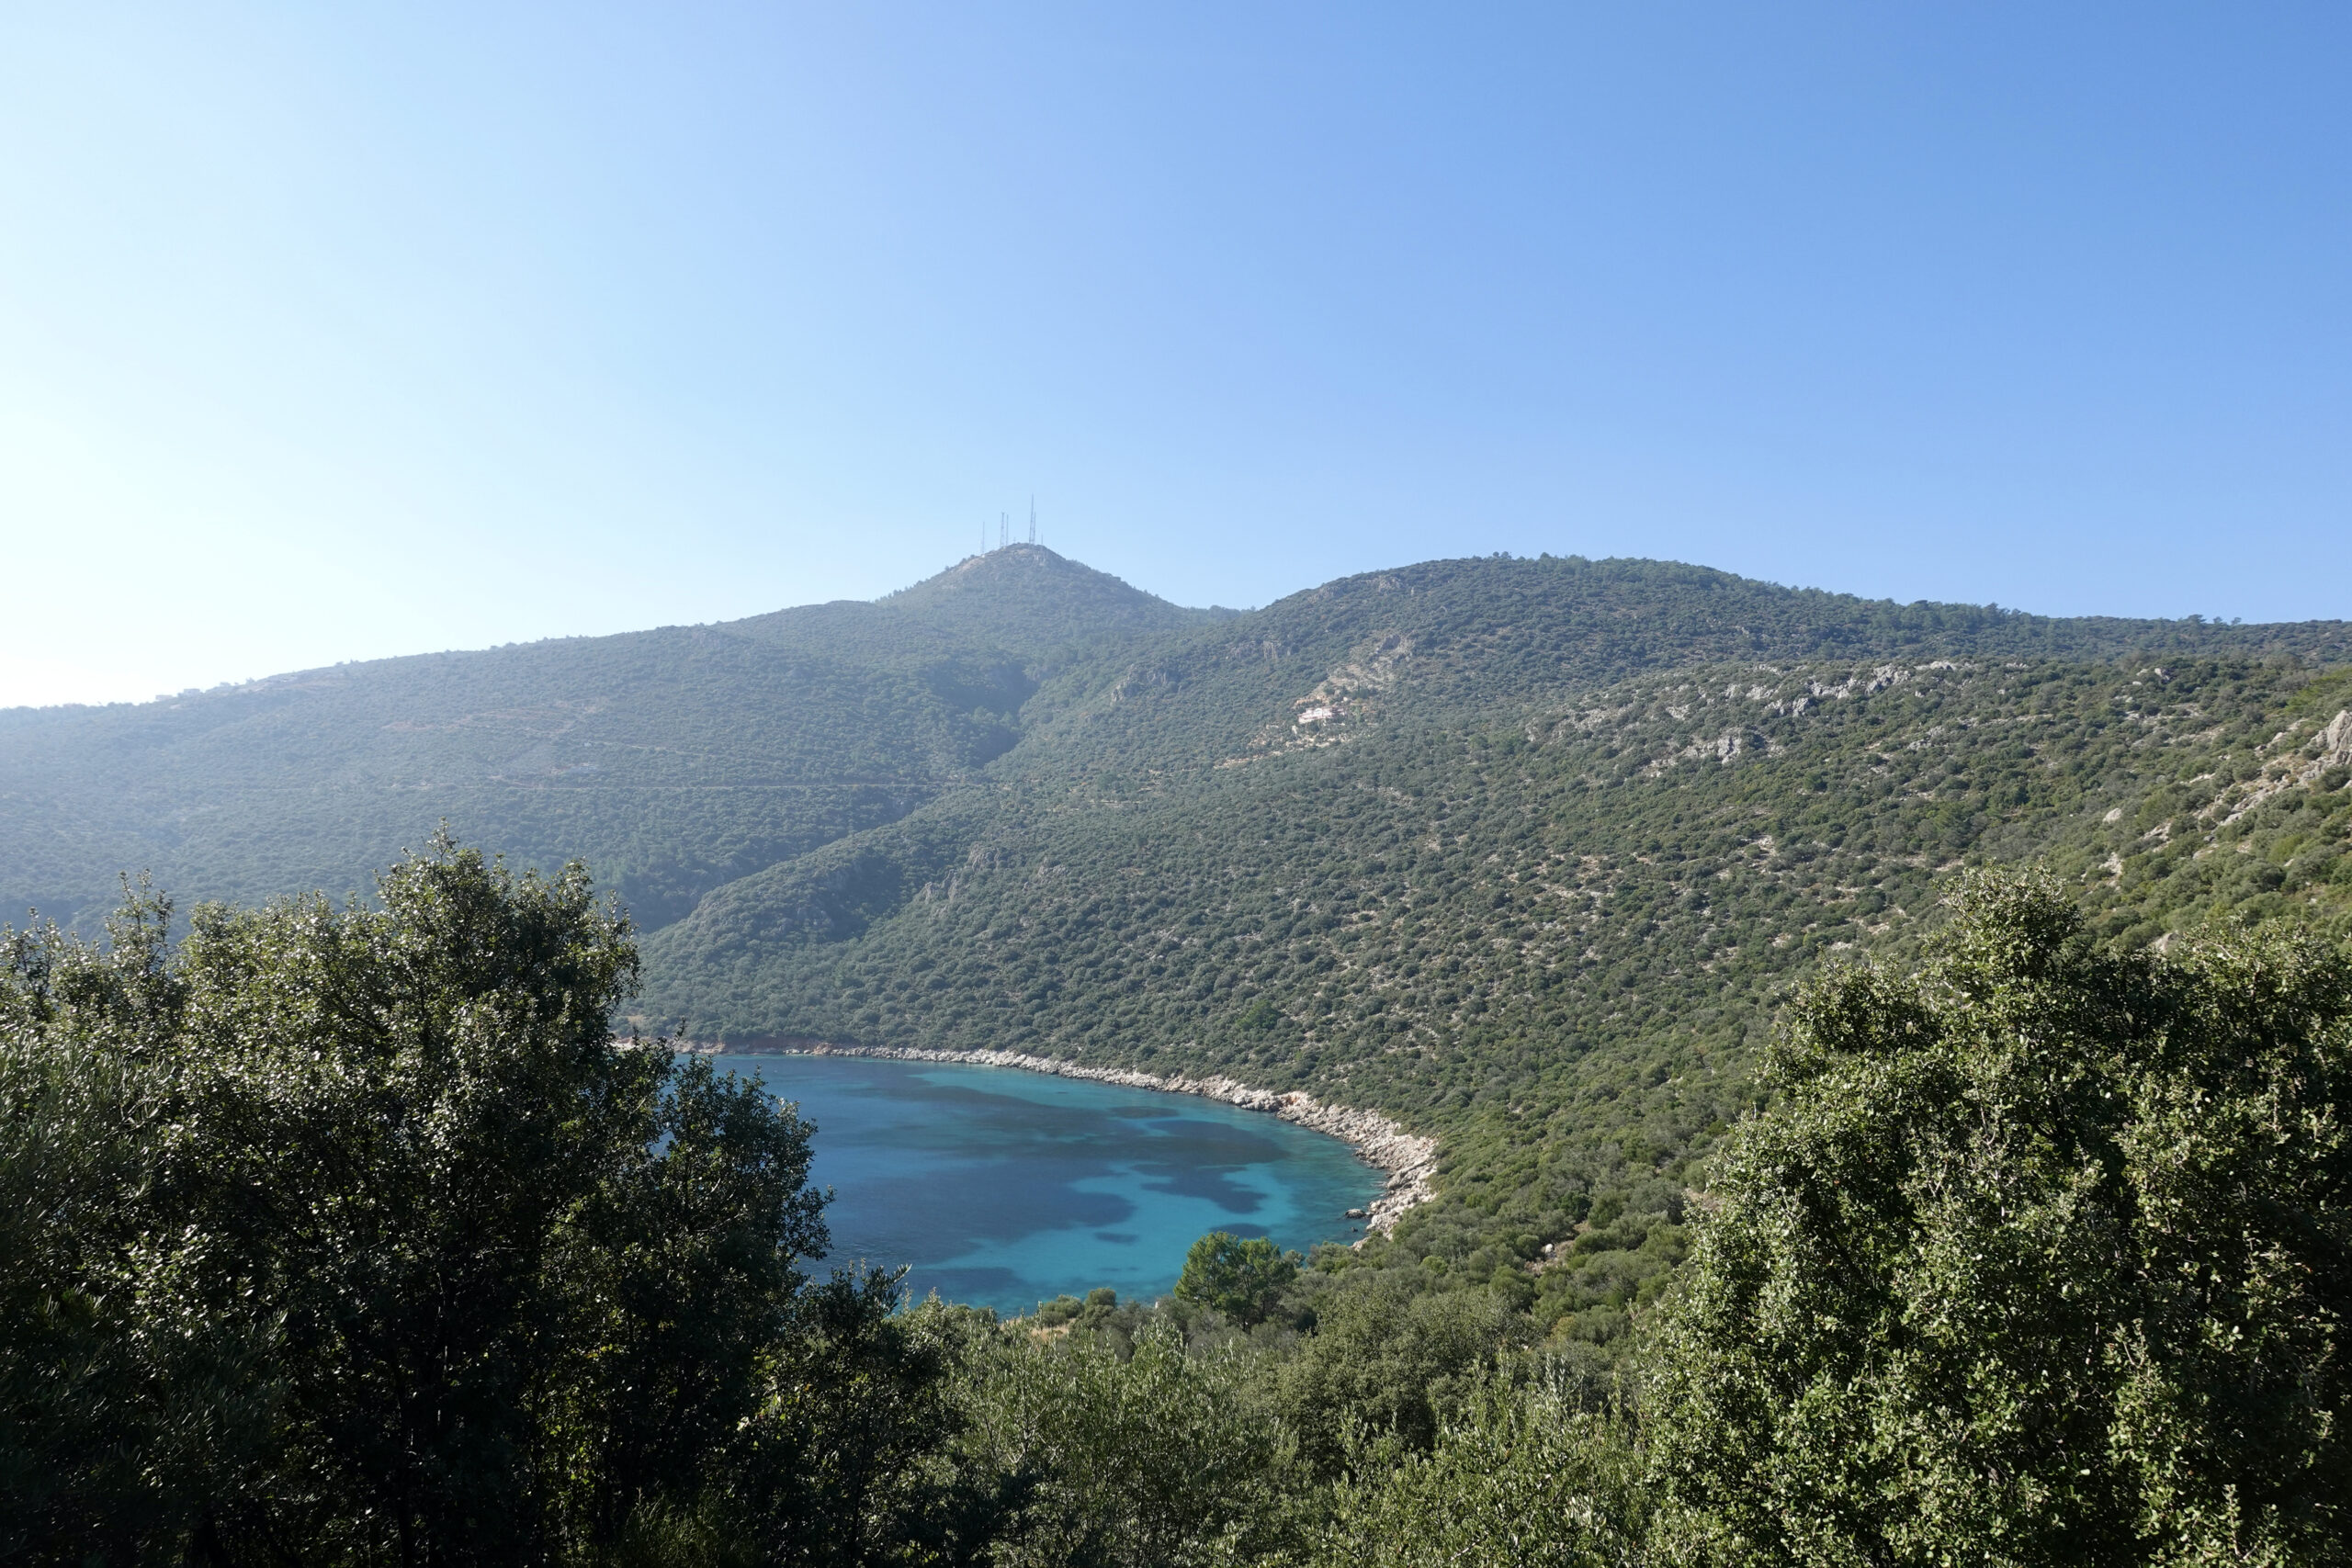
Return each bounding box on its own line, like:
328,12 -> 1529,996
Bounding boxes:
678,1041 -> 1438,1236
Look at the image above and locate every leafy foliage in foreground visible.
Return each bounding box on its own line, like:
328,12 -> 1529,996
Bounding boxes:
8,856 -> 2346,1565
0,841 -> 937,1564
1645,871 -> 2351,1563
1306,1386 -> 1647,1568
1173,1234 -> 1299,1327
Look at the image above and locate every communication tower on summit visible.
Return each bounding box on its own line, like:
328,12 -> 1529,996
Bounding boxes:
1000,513 -> 1009,549
1028,497 -> 1037,546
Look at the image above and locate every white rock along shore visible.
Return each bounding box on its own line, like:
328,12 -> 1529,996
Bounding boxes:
678,1040 -> 1438,1236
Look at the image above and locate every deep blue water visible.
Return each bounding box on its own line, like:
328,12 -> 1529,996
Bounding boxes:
724,1055 -> 1386,1315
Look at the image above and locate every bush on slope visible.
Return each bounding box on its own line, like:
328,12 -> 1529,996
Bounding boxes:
644,650 -> 2352,1345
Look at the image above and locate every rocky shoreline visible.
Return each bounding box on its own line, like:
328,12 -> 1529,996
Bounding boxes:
680,1040 -> 1438,1236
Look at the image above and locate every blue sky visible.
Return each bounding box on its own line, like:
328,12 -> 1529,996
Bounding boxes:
3,4 -> 2346,706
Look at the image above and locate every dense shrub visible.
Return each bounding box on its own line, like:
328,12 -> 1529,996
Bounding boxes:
1646,870 -> 2352,1565
0,840 -> 945,1565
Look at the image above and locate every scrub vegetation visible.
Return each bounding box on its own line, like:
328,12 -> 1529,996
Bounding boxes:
6,848 -> 2345,1562
635,553 -> 2352,1355
6,548 -> 2352,1561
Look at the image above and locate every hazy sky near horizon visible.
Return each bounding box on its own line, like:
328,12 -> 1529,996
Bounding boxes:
3,4 -> 2346,707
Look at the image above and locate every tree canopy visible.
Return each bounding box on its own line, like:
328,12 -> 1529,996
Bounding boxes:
9,553 -> 2351,1363
1172,1234 -> 1298,1327
1646,870 -> 2352,1565
0,840 -> 947,1564
6,850 -> 2348,1564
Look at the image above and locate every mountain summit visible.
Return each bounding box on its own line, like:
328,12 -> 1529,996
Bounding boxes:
873,544 -> 1228,648
0,547 -> 1219,933
3,548 -> 2344,955
6,547 -> 2349,1343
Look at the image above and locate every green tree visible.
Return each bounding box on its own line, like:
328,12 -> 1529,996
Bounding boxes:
1173,1232 -> 1298,1327
0,840 -> 958,1566
949,1319 -> 1290,1568
726,1278 -> 973,1568
0,888 -> 276,1562
1309,1380 -> 1645,1568
1645,869 -> 2352,1565
1272,1274 -> 1516,1473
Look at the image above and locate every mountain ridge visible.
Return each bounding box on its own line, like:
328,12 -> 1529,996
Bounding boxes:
9,544 -> 2350,1340
0,546 -> 1203,930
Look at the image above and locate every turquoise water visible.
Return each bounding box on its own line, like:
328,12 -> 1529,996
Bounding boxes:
724,1055 -> 1385,1315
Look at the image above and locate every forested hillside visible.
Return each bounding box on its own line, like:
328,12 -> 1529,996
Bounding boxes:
9,547 -> 2350,1350
0,547 -> 1204,932
636,555 -> 2352,1341
17,847 -> 2342,1562
10,552 -> 2352,1562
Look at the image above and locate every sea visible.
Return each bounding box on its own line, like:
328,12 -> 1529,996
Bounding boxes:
722,1054 -> 1387,1316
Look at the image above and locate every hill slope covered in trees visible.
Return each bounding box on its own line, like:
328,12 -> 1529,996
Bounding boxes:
7,547 -> 2351,1347
0,547 -> 1207,933
640,553 -> 2352,1337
